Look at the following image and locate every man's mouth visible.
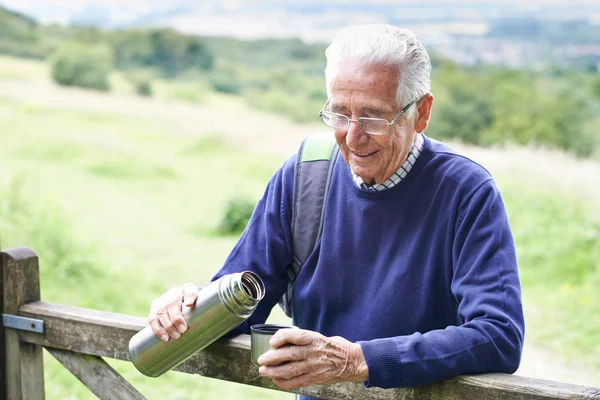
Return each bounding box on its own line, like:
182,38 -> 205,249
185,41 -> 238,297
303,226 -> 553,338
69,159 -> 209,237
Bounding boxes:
352,150 -> 378,158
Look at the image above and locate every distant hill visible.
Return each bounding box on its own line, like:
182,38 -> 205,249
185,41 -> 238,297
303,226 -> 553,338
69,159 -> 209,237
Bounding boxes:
0,1 -> 598,70
0,4 -> 36,24
0,4 -> 46,58
0,4 -> 38,40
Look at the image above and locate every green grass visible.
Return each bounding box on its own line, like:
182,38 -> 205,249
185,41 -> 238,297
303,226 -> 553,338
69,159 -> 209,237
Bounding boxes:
153,79 -> 212,104
0,95 -> 292,399
0,54 -> 48,81
496,173 -> 600,368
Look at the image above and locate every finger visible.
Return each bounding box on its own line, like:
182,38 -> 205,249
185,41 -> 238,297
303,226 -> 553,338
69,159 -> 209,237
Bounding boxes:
165,293 -> 187,337
270,328 -> 316,348
272,374 -> 314,391
166,286 -> 190,334
258,344 -> 309,366
149,302 -> 170,342
148,316 -> 169,342
167,294 -> 188,334
259,360 -> 311,379
156,293 -> 183,340
182,282 -> 199,307
156,306 -> 180,340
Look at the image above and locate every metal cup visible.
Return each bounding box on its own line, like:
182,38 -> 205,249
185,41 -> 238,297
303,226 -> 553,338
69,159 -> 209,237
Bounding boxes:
250,324 -> 294,366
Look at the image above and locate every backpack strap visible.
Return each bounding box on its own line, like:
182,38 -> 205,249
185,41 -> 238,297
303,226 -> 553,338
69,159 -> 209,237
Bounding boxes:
279,133 -> 339,318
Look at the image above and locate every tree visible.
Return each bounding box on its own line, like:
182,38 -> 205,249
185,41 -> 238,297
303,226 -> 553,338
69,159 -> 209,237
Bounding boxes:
50,41 -> 113,91
184,39 -> 213,71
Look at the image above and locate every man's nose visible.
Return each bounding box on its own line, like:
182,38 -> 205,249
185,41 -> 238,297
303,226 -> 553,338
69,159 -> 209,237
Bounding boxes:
346,119 -> 369,147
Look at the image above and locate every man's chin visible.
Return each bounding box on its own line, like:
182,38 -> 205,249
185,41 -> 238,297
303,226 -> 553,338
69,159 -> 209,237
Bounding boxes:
350,168 -> 375,185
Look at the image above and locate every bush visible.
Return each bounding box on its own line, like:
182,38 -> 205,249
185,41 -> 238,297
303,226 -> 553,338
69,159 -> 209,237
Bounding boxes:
133,77 -> 153,97
50,41 -> 113,91
217,197 -> 256,235
210,75 -> 242,94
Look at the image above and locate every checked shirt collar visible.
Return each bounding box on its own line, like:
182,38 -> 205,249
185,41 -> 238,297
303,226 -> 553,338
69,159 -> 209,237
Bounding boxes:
352,133 -> 424,191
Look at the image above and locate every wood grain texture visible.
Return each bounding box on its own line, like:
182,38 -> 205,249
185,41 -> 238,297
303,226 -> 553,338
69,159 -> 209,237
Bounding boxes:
18,301 -> 600,400
2,248 -> 45,400
47,348 -> 146,400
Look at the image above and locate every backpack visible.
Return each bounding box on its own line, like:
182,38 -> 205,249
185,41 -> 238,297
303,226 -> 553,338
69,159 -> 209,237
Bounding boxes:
278,133 -> 340,318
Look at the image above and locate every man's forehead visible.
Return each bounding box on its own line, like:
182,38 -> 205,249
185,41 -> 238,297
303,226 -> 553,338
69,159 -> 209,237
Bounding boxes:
331,73 -> 397,95
329,64 -> 399,110
333,60 -> 399,85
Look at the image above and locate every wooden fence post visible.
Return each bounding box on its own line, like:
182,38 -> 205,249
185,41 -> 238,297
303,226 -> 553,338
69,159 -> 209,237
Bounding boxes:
0,248 -> 5,400
1,247 -> 45,400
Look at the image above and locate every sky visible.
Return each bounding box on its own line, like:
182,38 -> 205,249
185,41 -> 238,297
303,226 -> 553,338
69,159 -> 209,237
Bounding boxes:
2,0 -> 599,42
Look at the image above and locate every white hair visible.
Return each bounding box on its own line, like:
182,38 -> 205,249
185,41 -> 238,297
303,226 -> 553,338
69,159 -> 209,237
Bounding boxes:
325,24 -> 431,116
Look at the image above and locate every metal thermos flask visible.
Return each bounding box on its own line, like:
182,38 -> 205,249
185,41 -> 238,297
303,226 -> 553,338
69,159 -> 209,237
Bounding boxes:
129,271 -> 265,377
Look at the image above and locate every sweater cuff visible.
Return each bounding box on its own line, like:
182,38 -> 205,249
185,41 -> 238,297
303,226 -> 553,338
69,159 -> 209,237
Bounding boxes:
358,339 -> 404,388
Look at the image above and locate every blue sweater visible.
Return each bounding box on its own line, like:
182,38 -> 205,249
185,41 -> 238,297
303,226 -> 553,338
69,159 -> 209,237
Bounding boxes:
213,135 -> 525,391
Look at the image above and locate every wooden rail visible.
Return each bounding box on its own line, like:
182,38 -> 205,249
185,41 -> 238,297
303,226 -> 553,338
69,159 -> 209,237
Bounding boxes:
2,247 -> 600,400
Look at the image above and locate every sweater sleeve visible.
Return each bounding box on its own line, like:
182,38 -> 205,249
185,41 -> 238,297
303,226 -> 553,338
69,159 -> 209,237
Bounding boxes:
210,156 -> 295,337
358,179 -> 525,388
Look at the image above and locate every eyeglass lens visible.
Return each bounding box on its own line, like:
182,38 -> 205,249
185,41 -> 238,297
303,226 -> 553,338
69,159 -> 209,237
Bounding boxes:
321,112 -> 389,135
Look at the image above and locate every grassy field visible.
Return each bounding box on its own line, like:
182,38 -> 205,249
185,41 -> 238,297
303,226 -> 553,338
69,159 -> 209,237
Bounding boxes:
0,55 -> 598,397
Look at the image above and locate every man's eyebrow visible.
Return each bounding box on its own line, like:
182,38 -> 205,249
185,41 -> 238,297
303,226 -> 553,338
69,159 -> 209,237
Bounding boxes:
361,107 -> 385,116
330,103 -> 347,113
330,104 -> 387,116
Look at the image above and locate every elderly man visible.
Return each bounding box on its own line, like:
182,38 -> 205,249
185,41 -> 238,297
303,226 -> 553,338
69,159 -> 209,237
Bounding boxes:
149,24 -> 524,395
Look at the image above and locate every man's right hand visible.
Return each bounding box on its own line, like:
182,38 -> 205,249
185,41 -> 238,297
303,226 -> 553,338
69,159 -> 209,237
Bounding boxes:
148,282 -> 199,342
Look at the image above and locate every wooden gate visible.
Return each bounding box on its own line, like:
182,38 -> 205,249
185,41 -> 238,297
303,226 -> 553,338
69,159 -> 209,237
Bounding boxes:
2,247 -> 599,399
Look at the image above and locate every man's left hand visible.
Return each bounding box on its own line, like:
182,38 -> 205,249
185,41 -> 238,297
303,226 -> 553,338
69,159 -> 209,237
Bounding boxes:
257,328 -> 369,390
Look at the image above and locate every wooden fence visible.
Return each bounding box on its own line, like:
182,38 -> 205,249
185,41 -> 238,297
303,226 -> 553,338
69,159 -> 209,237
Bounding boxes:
1,246 -> 599,399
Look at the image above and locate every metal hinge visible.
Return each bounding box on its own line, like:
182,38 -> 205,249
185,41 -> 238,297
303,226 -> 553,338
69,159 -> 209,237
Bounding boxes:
1,313 -> 44,333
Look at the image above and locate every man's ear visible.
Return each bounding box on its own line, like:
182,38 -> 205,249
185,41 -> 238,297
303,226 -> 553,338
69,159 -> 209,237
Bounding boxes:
414,94 -> 434,133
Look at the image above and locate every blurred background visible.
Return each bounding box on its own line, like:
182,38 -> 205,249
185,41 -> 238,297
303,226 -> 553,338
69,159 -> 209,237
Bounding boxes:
0,0 -> 598,398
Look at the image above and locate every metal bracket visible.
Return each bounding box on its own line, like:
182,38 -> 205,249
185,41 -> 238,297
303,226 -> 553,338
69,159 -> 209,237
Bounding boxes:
2,313 -> 44,333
